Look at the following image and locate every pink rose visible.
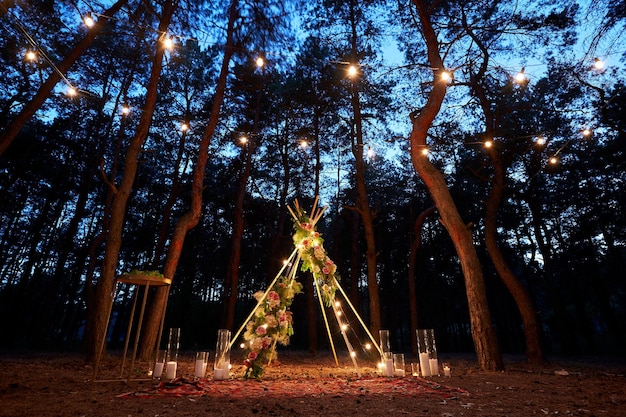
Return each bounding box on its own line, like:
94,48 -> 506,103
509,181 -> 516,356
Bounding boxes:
247,351 -> 258,361
256,325 -> 267,335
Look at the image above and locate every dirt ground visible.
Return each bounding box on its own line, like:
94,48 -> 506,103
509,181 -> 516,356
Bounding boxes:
1,351 -> 625,417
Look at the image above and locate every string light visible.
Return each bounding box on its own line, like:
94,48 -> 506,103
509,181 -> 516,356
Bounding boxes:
300,139 -> 308,148
441,70 -> 453,82
549,156 -> 559,164
514,67 -> 526,83
25,50 -> 37,61
256,56 -> 264,67
340,324 -> 348,332
364,343 -> 372,350
239,135 -> 248,144
180,122 -> 189,132
484,140 -> 493,148
83,12 -> 95,28
121,104 -> 130,115
162,35 -> 174,49
535,135 -> 546,145
421,147 -> 429,156
348,65 -> 358,78
593,57 -> 605,70
582,128 -> 592,137
66,86 -> 77,97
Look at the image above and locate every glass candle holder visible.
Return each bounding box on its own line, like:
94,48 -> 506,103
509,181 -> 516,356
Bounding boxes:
214,329 -> 231,380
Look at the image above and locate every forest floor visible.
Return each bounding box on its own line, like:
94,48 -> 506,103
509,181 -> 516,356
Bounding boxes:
1,351 -> 625,417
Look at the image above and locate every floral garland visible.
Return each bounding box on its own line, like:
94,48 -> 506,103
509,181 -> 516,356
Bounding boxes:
242,275 -> 302,379
241,204 -> 338,379
292,211 -> 339,307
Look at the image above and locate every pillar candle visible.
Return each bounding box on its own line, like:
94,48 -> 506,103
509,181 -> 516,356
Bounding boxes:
419,352 -> 431,377
429,358 -> 439,376
165,361 -> 177,380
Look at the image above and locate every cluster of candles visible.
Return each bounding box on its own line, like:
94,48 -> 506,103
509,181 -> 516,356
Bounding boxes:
150,328 -> 232,381
378,329 -> 452,378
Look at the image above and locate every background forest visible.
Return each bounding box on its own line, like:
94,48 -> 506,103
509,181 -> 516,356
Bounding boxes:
0,0 -> 624,366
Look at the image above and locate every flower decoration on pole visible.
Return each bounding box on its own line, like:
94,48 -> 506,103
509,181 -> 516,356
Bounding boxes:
291,206 -> 339,307
242,275 -> 302,379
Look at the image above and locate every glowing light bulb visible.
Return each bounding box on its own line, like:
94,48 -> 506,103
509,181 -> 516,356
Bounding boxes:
25,50 -> 37,61
593,58 -> 605,70
240,343 -> 246,349
535,136 -> 546,145
283,259 -> 289,266
336,311 -> 343,317
421,147 -> 429,156
350,351 -> 357,358
181,122 -> 189,132
83,13 -> 95,28
484,140 -> 493,148
66,87 -> 77,97
121,105 -> 130,115
514,68 -> 526,83
300,139 -> 308,148
240,136 -> 248,144
582,128 -> 592,137
348,65 -> 358,78
441,70 -> 452,82
256,57 -> 264,67
549,156 -> 558,164
367,147 -> 375,158
163,36 -> 174,49
365,343 -> 372,350
340,324 -> 348,332
334,301 -> 341,308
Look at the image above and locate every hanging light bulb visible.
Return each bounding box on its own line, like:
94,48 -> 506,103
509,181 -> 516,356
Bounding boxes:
163,35 -> 174,49
66,86 -> 77,97
364,343 -> 372,350
25,50 -> 37,61
366,146 -> 375,159
83,12 -> 95,28
441,70 -> 452,82
582,128 -> 592,137
549,156 -> 559,165
340,324 -> 348,332
421,147 -> 429,156
535,135 -> 546,145
121,104 -> 130,115
348,65 -> 358,78
180,122 -> 189,132
300,139 -> 308,148
514,67 -> 526,83
240,135 -> 248,144
484,140 -> 493,148
256,56 -> 265,68
593,58 -> 605,70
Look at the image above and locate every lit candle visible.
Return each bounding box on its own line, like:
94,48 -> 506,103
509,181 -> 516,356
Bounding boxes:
194,359 -> 206,378
429,358 -> 439,376
419,352 -> 431,377
385,357 -> 394,377
165,361 -> 177,380
153,361 -> 164,378
444,365 -> 451,377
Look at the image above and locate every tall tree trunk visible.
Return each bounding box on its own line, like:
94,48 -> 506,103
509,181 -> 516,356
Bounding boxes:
0,0 -> 128,156
408,205 -> 435,357
462,7 -> 544,365
348,0 -> 381,336
485,147 -> 543,364
408,0 -> 503,371
85,0 -> 177,362
137,0 -> 239,358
